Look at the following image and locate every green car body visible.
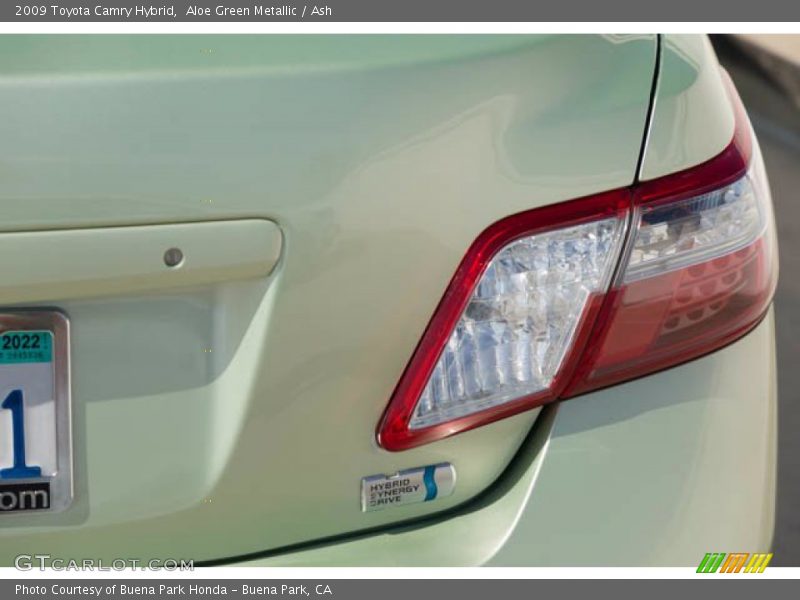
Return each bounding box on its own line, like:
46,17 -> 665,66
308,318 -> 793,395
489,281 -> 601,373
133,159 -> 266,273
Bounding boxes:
0,34 -> 776,566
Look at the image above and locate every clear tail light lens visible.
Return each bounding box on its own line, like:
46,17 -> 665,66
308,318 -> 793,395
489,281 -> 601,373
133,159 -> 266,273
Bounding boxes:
378,74 -> 777,451
377,191 -> 630,451
409,216 -> 626,431
628,175 -> 766,282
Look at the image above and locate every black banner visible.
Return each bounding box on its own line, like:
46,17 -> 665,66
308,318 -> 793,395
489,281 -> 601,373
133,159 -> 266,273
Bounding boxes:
2,1 -> 800,22
4,580 -> 800,599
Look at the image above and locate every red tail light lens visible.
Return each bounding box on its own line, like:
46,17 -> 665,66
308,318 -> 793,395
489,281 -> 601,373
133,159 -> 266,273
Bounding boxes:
564,118 -> 776,396
378,76 -> 777,451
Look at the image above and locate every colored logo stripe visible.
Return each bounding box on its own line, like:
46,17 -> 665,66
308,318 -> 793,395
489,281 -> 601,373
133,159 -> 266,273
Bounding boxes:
697,553 -> 727,573
744,553 -> 773,573
422,465 -> 438,501
719,553 -> 749,573
697,553 -> 773,573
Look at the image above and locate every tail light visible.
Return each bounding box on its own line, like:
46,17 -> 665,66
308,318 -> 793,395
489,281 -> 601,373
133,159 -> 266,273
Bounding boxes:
378,75 -> 778,451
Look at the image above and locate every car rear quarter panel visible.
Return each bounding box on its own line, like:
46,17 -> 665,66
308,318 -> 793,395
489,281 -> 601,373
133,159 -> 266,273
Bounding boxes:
243,34 -> 777,566
240,309 -> 776,566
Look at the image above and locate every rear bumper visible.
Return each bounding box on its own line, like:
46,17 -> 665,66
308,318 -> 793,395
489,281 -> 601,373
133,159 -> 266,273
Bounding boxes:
239,307 -> 777,566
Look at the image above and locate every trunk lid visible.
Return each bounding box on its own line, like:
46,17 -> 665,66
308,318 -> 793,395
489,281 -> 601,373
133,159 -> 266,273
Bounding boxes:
0,34 -> 656,562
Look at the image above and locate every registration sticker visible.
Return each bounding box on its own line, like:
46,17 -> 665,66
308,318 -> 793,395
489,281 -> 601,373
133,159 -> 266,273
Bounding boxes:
361,463 -> 456,512
0,311 -> 72,514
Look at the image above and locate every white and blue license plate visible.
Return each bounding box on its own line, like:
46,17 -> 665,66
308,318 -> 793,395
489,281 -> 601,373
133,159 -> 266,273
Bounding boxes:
0,311 -> 72,514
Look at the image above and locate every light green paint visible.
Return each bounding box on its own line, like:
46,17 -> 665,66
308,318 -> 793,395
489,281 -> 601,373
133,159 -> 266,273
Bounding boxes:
0,35 -> 555,76
640,34 -> 736,181
241,311 -> 776,566
0,219 -> 281,304
0,34 -> 659,563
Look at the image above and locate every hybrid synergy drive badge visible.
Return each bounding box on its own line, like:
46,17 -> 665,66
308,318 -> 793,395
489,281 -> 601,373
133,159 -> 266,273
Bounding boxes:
361,463 -> 456,512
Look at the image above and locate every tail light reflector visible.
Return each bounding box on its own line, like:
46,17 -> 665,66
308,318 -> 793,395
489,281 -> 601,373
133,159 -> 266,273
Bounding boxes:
378,77 -> 777,451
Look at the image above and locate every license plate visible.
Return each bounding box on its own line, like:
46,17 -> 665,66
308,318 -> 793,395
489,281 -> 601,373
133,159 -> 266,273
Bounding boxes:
0,311 -> 72,514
